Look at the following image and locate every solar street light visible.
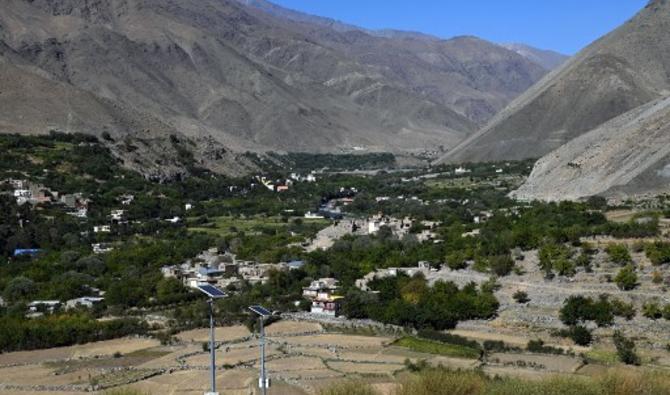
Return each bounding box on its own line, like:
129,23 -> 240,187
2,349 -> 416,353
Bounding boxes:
196,284 -> 226,395
248,305 -> 272,395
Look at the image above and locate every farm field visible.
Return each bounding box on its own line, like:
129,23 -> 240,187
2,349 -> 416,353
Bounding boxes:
2,316 -> 666,395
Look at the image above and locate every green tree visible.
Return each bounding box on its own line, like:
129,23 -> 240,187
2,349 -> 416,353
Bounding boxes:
606,244 -> 631,265
341,289 -> 377,319
489,255 -> 514,276
156,277 -> 187,302
613,330 -> 640,365
445,251 -> 467,270
3,276 -> 36,303
614,265 -> 638,291
566,325 -> 592,346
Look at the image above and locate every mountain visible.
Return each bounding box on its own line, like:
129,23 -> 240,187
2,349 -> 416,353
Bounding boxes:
501,43 -> 568,71
437,0 -> 670,165
237,0 -> 441,41
511,95 -> 670,201
0,42 -> 257,180
0,0 -> 549,177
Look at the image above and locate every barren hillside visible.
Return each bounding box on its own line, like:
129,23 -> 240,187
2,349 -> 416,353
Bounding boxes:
512,95 -> 670,201
438,0 -> 670,164
0,0 -> 549,170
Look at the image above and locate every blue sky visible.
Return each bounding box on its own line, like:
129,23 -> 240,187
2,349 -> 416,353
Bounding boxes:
269,0 -> 648,54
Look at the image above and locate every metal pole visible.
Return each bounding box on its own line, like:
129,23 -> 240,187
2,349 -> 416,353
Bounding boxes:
260,317 -> 267,395
209,299 -> 216,394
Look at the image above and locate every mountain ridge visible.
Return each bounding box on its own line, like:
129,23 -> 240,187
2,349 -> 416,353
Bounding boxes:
436,0 -> 670,165
0,0 -> 551,177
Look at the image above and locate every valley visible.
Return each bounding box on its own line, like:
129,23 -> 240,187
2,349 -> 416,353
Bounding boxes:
1,0 -> 670,394
2,133 -> 670,394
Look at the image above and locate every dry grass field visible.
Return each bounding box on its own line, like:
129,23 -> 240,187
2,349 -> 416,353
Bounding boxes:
1,317 -> 668,395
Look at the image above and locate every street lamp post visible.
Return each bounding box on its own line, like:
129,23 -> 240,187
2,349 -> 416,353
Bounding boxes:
208,298 -> 216,394
196,284 -> 227,395
259,315 -> 266,395
248,305 -> 272,395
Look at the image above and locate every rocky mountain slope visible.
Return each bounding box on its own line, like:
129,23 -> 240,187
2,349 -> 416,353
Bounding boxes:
0,0 -> 549,176
501,43 -> 568,71
512,95 -> 670,201
438,0 -> 670,164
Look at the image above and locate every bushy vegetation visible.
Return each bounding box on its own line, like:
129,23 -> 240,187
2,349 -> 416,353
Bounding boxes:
342,273 -> 498,330
321,367 -> 670,395
559,295 -> 634,327
526,339 -> 565,355
0,132 -> 666,354
613,331 -> 640,366
0,314 -> 147,352
557,325 -> 593,346
606,244 -> 632,265
645,241 -> 670,265
614,264 -> 638,290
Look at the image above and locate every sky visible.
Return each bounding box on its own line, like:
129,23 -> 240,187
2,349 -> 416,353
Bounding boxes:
269,0 -> 648,54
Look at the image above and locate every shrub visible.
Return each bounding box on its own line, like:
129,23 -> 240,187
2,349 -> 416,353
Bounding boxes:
610,298 -> 635,320
644,242 -> 670,266
512,290 -> 529,304
642,301 -> 663,320
605,244 -> 631,265
445,251 -> 468,270
559,325 -> 592,346
613,331 -> 640,365
652,271 -> 664,284
663,304 -> 670,321
575,253 -> 591,267
483,340 -> 508,353
553,257 -> 576,277
614,265 -> 638,291
489,255 -> 515,276
559,295 -> 613,327
526,339 -> 564,355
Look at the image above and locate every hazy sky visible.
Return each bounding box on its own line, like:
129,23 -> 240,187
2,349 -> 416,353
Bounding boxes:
269,0 -> 648,54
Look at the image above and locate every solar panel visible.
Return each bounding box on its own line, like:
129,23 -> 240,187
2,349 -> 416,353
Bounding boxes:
196,284 -> 227,299
248,305 -> 272,317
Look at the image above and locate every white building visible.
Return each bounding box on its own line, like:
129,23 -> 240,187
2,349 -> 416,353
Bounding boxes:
455,167 -> 471,175
94,225 -> 111,233
92,243 -> 114,254
368,220 -> 381,234
28,300 -> 61,313
119,194 -> 135,205
66,297 -> 104,310
305,212 -> 325,219
303,278 -> 341,316
110,209 -> 126,222
303,278 -> 339,299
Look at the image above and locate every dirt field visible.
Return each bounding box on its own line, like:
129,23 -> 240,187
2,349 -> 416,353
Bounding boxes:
0,323 -> 480,395
175,325 -> 251,343
1,310 -> 667,395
